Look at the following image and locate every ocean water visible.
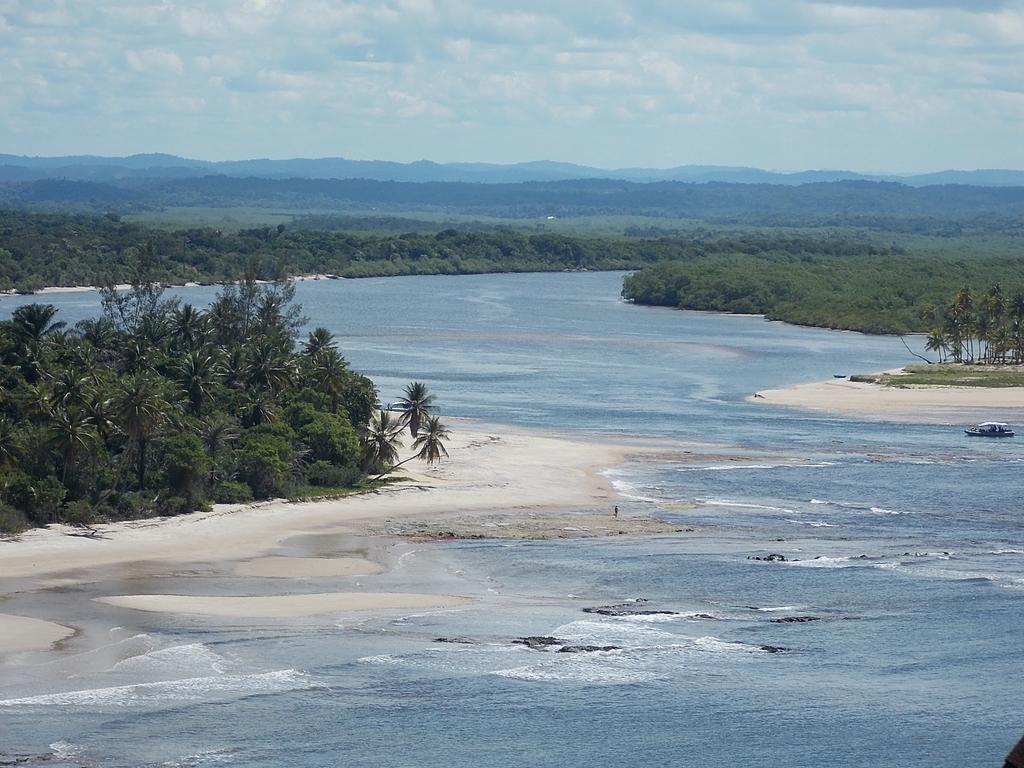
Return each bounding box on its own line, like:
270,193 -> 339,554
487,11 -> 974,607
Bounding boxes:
1,272 -> 1021,767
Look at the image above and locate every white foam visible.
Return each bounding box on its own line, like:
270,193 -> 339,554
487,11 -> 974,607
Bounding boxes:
607,478 -> 662,503
490,659 -> 656,685
49,741 -> 82,760
697,499 -> 802,515
0,669 -> 311,708
108,643 -> 228,676
784,556 -> 861,568
786,519 -> 835,527
162,747 -> 238,766
357,654 -> 404,665
691,636 -> 759,655
678,462 -> 834,472
869,506 -> 912,515
752,606 -> 803,612
991,549 -> 1024,555
550,619 -> 679,647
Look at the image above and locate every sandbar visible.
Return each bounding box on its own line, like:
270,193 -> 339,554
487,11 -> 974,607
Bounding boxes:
753,375 -> 1024,423
0,613 -> 75,653
94,592 -> 469,618
235,556 -> 384,578
0,420 -> 630,580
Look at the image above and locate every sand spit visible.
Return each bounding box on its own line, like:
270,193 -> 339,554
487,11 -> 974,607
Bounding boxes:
235,556 -> 384,578
0,614 -> 75,653
0,420 -> 629,581
94,592 -> 469,618
753,375 -> 1024,424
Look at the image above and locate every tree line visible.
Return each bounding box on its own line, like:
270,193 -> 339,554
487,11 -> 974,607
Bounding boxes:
924,285 -> 1024,364
0,209 -> 901,292
621,254 -> 1024,335
0,269 -> 448,534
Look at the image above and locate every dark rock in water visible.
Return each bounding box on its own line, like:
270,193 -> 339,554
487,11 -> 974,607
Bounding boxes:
759,645 -> 789,653
691,613 -> 719,620
583,598 -> 678,617
433,637 -> 476,645
557,645 -> 621,653
513,636 -> 567,650
584,605 -> 678,617
748,553 -> 788,562
769,616 -> 821,624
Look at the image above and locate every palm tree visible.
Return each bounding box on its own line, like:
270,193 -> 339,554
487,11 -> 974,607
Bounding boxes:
47,408 -> 98,485
1009,291 -> 1024,364
47,368 -> 90,409
0,418 -> 19,466
411,416 -> 451,465
10,303 -> 66,347
925,328 -> 949,364
308,348 -> 349,411
200,413 -> 240,458
112,373 -> 172,489
176,349 -> 220,415
171,304 -> 208,350
245,340 -> 293,394
372,415 -> 451,480
303,327 -> 336,357
361,411 -> 404,473
396,381 -> 435,437
10,303 -> 66,381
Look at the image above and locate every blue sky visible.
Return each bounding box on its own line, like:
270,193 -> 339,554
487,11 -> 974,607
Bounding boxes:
1,0 -> 1022,171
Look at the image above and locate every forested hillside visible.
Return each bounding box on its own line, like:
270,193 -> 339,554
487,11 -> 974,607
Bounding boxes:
0,210 -> 897,292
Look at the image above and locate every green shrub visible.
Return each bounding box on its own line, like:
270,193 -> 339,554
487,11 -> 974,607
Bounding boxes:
211,480 -> 254,504
0,502 -> 29,534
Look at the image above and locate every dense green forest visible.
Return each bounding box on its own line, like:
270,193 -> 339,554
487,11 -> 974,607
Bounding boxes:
621,255 -> 1024,334
0,274 -> 446,534
3,177 -> 1024,234
0,210 -> 899,292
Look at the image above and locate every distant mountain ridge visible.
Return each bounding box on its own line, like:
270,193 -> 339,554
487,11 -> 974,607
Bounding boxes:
1,153 -> 1023,187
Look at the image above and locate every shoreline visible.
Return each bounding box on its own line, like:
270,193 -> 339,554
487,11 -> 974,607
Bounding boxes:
753,369 -> 1024,423
0,418 -> 661,652
0,273 -> 342,298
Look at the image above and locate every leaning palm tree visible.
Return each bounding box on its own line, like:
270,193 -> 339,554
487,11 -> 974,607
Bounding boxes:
361,411 -> 405,474
396,381 -> 435,438
372,415 -> 450,480
924,328 -> 949,364
411,416 -> 451,465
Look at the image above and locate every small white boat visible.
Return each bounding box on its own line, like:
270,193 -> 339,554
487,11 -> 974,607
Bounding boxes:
964,422 -> 1014,438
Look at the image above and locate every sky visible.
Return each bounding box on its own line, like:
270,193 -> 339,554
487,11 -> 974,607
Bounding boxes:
1,0 -> 1022,172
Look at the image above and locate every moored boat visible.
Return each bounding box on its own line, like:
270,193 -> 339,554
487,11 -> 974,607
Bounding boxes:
965,422 -> 1015,437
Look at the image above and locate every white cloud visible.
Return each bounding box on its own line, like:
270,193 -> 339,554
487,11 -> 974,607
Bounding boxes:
0,0 -> 1021,170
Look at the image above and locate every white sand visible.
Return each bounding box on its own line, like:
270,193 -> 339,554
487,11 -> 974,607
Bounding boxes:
0,420 -> 636,641
0,614 -> 75,653
754,376 -> 1024,423
235,556 -> 384,578
0,421 -> 625,581
94,592 -> 469,618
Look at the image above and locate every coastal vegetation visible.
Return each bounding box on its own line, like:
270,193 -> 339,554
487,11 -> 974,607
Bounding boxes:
853,365 -> 1024,388
0,271 -> 447,534
621,257 -> 1024,334
0,209 -> 904,292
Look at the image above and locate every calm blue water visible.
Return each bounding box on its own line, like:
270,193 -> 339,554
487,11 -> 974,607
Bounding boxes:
1,272 -> 1021,767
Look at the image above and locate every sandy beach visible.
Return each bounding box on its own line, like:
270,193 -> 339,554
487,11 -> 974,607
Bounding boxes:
0,419 -> 655,653
753,373 -> 1024,423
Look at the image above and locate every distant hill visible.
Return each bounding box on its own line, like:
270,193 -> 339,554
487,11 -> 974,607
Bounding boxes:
2,175 -> 1024,234
1,153 -> 1023,187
